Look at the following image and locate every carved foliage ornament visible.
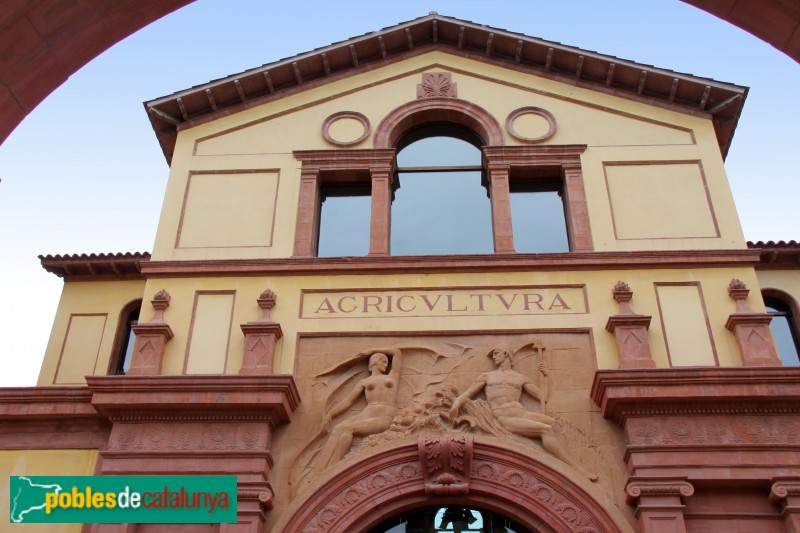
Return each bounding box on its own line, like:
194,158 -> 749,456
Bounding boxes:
418,435 -> 473,495
417,72 -> 457,99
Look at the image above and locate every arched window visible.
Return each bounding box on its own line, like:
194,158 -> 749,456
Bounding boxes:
295,101 -> 592,258
392,125 -> 492,255
371,505 -> 531,533
108,300 -> 141,375
763,291 -> 800,366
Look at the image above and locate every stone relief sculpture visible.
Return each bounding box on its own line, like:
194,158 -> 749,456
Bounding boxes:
290,338 -> 599,494
448,344 -> 597,481
316,348 -> 403,468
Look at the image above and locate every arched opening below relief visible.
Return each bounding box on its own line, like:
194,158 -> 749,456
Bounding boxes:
371,504 -> 536,532
373,98 -> 504,149
280,440 -> 631,533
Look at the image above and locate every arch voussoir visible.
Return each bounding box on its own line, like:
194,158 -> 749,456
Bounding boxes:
280,439 -> 631,533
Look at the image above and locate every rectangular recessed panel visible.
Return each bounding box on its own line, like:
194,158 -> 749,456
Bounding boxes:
655,284 -> 716,366
605,162 -> 719,240
177,171 -> 279,248
185,292 -> 235,374
54,314 -> 107,383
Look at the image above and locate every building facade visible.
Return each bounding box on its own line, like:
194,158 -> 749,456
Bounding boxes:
4,14 -> 800,533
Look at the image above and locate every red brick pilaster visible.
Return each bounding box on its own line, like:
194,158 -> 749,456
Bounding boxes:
726,279 -> 781,366
770,478 -> 800,533
240,290 -> 283,375
606,281 -> 655,368
368,168 -> 393,256
293,168 -> 321,257
486,163 -> 515,253
626,477 -> 694,533
562,162 -> 593,251
127,290 -> 173,375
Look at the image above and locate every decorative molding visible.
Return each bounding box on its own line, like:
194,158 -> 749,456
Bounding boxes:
87,374 -> 301,426
321,111 -> 371,147
416,72 -> 457,98
141,249 -> 760,278
770,478 -> 800,504
280,440 -> 625,533
625,477 -> 694,504
625,413 -> 800,447
591,367 -> 800,423
374,97 -> 503,148
0,386 -> 109,449
505,106 -> 557,143
625,476 -> 693,531
418,435 -> 473,495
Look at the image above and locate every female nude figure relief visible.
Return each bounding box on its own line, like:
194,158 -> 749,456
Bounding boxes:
449,344 -> 596,481
317,348 -> 403,468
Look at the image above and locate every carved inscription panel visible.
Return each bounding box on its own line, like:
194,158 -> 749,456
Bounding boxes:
300,285 -> 588,319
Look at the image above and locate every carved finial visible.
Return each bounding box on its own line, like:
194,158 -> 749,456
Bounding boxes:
256,289 -> 277,321
259,289 -> 277,302
429,10 -> 438,15
728,278 -> 751,313
612,281 -> 634,309
149,290 -> 171,322
613,281 -> 631,293
153,289 -> 170,302
729,279 -> 747,291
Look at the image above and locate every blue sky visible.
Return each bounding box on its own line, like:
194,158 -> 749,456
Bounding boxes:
0,0 -> 797,386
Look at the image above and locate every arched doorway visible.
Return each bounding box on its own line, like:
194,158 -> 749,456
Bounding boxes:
279,439 -> 632,533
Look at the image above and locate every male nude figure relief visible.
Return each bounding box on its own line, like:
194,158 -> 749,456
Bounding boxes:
316,348 -> 402,468
449,344 -> 596,481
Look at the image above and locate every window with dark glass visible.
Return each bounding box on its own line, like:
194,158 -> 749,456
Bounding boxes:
765,295 -> 800,366
391,126 -> 492,255
112,304 -> 140,375
370,505 -> 531,533
317,182 -> 371,257
509,165 -> 569,253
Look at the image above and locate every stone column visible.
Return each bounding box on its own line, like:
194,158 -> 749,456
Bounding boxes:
127,290 -> 173,375
486,163 -> 515,253
240,290 -> 283,375
725,279 -> 781,366
606,281 -> 656,368
626,477 -> 694,533
770,478 -> 800,533
368,167 -> 393,256
293,168 -> 321,257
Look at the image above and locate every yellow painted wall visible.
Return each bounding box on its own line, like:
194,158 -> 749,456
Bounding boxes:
0,449 -> 98,532
151,51 -> 745,261
757,270 -> 800,308
38,280 -> 145,386
138,266 -> 757,375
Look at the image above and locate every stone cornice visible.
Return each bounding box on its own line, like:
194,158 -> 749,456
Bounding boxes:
591,367 -> 800,423
0,386 -> 99,419
87,375 -> 300,425
141,249 -> 759,278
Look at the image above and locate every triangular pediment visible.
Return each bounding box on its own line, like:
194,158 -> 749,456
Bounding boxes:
145,13 -> 746,163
